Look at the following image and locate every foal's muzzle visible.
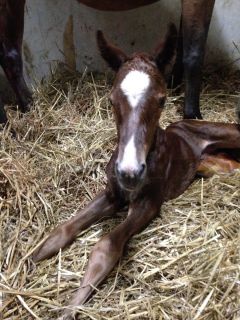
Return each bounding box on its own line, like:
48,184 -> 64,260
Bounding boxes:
115,162 -> 146,190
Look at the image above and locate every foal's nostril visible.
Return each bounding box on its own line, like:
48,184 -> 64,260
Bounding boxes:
139,163 -> 146,177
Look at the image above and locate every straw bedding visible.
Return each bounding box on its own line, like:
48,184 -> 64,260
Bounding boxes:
0,68 -> 240,320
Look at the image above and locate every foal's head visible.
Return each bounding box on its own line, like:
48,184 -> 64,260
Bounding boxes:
97,24 -> 177,191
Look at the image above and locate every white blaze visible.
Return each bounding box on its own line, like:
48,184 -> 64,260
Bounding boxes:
119,135 -> 138,173
120,70 -> 150,108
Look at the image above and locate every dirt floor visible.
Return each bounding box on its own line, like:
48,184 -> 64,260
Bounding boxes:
0,68 -> 240,320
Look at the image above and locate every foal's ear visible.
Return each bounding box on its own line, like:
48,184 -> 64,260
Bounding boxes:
97,30 -> 128,72
154,23 -> 178,79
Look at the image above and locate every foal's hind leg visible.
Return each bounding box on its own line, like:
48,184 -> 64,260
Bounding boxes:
33,190 -> 122,262
182,0 -> 215,119
60,197 -> 159,320
197,153 -> 240,178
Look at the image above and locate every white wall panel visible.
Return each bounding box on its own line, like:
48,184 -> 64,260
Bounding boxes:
22,0 -> 240,83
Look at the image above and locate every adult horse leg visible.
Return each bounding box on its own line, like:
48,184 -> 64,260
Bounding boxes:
182,0 -> 215,119
0,41 -> 32,113
0,0 -> 32,116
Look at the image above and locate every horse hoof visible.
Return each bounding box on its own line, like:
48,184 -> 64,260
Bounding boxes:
184,112 -> 203,120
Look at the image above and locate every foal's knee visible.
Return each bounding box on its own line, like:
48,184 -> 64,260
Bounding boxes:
93,236 -> 116,256
91,235 -> 122,264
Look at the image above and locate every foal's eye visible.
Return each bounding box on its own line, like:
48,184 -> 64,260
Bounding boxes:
109,98 -> 113,106
159,96 -> 166,108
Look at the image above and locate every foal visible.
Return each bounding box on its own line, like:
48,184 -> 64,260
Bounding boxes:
33,24 -> 240,319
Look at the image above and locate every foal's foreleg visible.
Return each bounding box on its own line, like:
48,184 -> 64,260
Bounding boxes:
61,198 -> 159,319
33,190 -> 121,262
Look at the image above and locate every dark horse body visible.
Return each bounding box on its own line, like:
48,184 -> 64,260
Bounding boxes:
0,0 -> 31,123
33,25 -> 240,320
0,0 -> 215,124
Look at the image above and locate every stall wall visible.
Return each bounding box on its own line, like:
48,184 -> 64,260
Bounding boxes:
16,0 -> 240,83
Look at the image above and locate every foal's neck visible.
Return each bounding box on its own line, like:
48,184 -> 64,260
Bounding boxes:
149,126 -> 165,154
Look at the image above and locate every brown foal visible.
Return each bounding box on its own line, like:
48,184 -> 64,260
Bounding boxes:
33,24 -> 240,319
